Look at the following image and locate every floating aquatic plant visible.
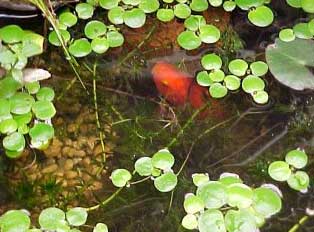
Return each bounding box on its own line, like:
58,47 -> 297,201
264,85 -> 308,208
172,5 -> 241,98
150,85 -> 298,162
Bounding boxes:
197,53 -> 269,104
268,149 -> 310,192
181,172 -> 282,232
0,207 -> 108,232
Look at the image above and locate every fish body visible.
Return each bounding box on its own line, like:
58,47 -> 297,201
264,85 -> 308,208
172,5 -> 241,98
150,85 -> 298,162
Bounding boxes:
152,62 -> 207,108
151,62 -> 193,106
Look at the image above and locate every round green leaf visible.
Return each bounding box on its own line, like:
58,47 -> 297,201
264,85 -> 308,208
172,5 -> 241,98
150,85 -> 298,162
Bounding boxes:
198,209 -> 226,232
152,148 -> 175,170
123,8 -> 146,28
287,171 -> 310,191
59,12 -> 78,27
107,31 -> 124,47
38,207 -> 66,230
192,173 -> 210,186
66,207 -> 88,227
156,9 -> 174,22
0,118 -> 17,134
139,0 -> 160,13
177,31 -> 201,50
209,83 -> 228,98
10,92 -> 34,115
181,214 -> 198,230
0,25 -> 24,44
219,173 -> 243,187
25,81 -> 40,94
252,187 -> 282,218
190,0 -> 209,12
208,0 -> 223,7
286,0 -> 301,8
173,3 -> 191,19
93,223 -> 109,232
48,29 -> 71,47
228,59 -> 248,76
268,161 -> 291,182
199,24 -> 220,44
227,183 -> 253,208
84,20 -> 107,39
32,100 -> 56,120
279,28 -> 295,42
154,172 -> 178,192
108,7 -> 125,24
110,169 -> 132,187
241,75 -> 265,94
134,157 -> 153,176
225,209 -> 257,232
285,149 -> 308,169
201,53 -> 222,70
29,123 -> 54,144
99,0 -> 120,9
224,75 -> 241,91
91,37 -> 109,54
184,15 -> 206,31
36,87 -> 55,101
223,1 -> 236,11
301,0 -> 314,13
248,6 -> 274,27
197,71 -> 213,86
0,99 -> 11,117
0,210 -> 30,232
235,0 -> 264,10
250,61 -> 268,76
69,39 -> 92,57
252,90 -> 269,104
196,181 -> 227,209
209,69 -> 225,82
75,3 -> 94,19
293,22 -> 313,39
184,194 -> 205,214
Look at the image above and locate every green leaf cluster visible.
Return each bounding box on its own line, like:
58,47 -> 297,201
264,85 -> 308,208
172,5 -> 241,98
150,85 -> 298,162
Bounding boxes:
177,15 -> 220,50
197,54 -> 269,104
49,6 -> 124,57
0,25 -> 55,158
110,148 -> 178,192
181,172 -> 282,232
221,0 -> 274,27
0,207 -> 109,232
268,149 -> 310,192
279,19 -> 314,42
0,25 -> 44,76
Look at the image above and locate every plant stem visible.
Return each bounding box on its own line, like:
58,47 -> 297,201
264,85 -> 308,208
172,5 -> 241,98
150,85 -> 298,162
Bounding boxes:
92,64 -> 106,164
288,215 -> 309,232
85,187 -> 123,212
28,0 -> 88,97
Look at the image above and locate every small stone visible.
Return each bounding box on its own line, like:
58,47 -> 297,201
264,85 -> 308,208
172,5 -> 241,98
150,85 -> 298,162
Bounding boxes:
64,159 -> 74,170
67,123 -> 77,133
42,164 -> 58,174
65,171 -> 78,179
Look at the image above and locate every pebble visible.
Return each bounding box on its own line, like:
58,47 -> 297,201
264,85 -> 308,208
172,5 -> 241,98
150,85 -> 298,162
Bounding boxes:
65,171 -> 78,179
64,159 -> 74,170
42,164 -> 58,174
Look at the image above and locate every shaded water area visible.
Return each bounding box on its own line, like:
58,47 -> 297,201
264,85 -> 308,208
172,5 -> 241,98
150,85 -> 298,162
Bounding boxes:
1,0 -> 314,231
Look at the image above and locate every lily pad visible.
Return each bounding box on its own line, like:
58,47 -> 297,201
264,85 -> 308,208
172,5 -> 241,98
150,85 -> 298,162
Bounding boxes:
266,38 -> 314,90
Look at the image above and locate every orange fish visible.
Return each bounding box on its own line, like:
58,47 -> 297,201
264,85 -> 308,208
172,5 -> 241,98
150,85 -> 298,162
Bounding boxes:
152,62 -> 207,108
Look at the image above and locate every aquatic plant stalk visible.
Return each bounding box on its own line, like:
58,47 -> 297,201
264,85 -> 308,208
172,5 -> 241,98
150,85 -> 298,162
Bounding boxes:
27,0 -> 88,96
288,215 -> 309,232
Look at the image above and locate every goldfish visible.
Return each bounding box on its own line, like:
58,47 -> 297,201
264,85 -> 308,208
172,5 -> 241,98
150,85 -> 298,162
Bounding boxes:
151,61 -> 225,118
152,61 -> 208,108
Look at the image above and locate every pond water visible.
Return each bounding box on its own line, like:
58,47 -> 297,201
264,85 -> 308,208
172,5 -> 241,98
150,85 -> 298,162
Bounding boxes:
1,0 -> 314,232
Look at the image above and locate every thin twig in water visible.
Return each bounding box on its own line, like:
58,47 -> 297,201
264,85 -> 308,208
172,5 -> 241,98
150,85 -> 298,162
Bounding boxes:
208,123 -> 284,168
221,125 -> 288,168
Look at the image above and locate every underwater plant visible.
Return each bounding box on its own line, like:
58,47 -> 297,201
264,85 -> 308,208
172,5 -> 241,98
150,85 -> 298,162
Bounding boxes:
0,25 -> 56,158
268,149 -> 310,192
